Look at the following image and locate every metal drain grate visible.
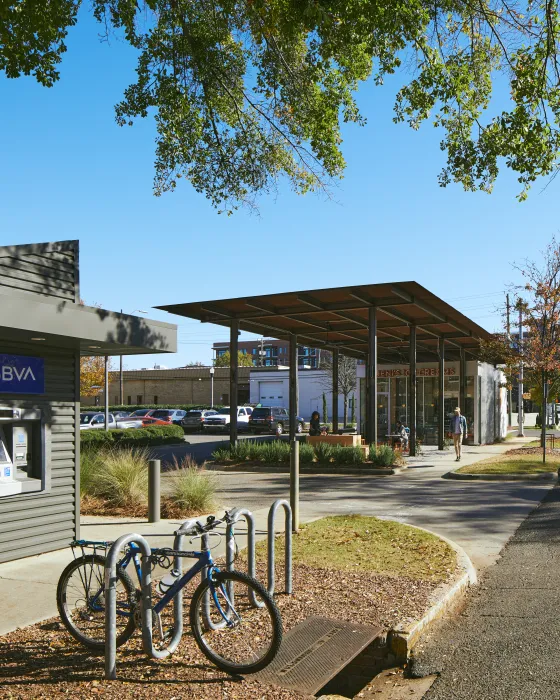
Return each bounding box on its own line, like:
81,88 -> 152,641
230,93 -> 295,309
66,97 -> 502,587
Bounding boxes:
251,616 -> 382,696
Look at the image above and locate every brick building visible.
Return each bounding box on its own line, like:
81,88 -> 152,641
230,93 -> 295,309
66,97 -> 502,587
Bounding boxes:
213,339 -> 321,368
81,366 -> 251,407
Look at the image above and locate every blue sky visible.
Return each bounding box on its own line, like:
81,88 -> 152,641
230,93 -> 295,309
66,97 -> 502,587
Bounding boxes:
1,10 -> 556,369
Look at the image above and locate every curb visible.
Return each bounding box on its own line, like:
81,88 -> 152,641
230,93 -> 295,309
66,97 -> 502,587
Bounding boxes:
388,525 -> 477,662
208,464 -> 408,475
443,469 -> 557,482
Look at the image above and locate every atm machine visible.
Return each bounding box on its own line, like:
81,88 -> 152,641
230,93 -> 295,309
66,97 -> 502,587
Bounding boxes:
0,408 -> 43,497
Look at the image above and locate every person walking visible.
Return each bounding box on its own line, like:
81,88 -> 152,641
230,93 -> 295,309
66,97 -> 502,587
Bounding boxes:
450,407 -> 467,461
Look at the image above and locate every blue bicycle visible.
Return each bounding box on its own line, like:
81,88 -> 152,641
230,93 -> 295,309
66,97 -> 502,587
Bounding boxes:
56,513 -> 282,674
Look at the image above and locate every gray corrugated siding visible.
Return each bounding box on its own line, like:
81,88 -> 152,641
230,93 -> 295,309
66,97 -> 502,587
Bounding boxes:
0,340 -> 77,563
0,241 -> 79,303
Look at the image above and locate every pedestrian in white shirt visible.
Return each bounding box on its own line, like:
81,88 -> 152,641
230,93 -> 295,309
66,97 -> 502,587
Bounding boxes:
449,407 -> 467,461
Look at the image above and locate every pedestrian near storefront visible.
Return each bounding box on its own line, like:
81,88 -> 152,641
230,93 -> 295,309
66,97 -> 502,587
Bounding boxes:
449,407 -> 467,461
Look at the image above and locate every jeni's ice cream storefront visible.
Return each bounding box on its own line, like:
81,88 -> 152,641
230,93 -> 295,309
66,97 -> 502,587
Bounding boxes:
356,360 -> 507,446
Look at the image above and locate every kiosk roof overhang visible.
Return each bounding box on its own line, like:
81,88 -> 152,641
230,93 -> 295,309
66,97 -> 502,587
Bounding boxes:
157,282 -> 492,362
0,288 -> 177,356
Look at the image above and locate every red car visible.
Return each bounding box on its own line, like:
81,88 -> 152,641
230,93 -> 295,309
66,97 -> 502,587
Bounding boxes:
142,409 -> 187,427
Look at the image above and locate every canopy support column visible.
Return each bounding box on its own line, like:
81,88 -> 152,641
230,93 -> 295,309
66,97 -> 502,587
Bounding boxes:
438,337 -> 445,450
460,348 -> 466,418
366,307 -> 378,445
409,326 -> 417,457
229,320 -> 239,446
332,349 -> 339,434
289,334 -> 299,531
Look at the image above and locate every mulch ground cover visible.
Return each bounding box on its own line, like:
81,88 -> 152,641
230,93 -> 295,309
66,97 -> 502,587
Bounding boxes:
0,561 -> 449,700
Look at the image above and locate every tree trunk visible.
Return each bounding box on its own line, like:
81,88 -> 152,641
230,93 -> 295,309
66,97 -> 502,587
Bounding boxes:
343,396 -> 348,427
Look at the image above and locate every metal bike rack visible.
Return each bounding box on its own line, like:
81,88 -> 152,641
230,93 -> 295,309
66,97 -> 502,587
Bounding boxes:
104,519 -> 200,679
105,533 -> 152,680
225,507 -> 259,607
267,499 -> 292,596
103,502 -> 293,680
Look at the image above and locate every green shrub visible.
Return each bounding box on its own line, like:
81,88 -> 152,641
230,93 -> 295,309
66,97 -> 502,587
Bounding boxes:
333,445 -> 366,465
86,447 -> 149,508
313,441 -> 334,463
299,443 -> 315,464
80,430 -> 115,447
164,456 -> 218,515
369,444 -> 397,467
260,441 -> 290,463
80,448 -> 105,497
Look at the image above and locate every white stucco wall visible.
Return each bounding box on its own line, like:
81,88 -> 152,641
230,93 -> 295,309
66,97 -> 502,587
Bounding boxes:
249,369 -> 349,421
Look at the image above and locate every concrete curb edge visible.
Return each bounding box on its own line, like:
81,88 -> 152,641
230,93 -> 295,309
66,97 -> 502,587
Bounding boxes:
388,524 -> 477,662
443,469 -> 557,481
209,464 -> 408,475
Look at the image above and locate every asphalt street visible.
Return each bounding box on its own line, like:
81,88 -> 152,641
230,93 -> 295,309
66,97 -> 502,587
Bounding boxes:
411,487 -> 560,699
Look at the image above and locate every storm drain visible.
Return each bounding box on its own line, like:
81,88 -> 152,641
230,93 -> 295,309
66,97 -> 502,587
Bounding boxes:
251,616 -> 382,696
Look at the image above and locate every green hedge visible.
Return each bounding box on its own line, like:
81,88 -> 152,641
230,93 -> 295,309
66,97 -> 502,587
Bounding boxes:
104,404 -> 225,412
81,424 -> 185,448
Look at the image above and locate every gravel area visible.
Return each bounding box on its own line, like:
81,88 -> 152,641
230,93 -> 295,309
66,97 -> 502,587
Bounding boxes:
0,560 -> 450,699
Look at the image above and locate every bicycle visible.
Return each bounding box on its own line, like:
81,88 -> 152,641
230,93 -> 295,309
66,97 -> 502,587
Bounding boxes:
56,512 -> 282,675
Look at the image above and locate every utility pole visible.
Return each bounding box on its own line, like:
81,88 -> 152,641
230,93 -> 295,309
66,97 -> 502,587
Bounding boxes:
506,294 -> 512,428
517,300 -> 525,437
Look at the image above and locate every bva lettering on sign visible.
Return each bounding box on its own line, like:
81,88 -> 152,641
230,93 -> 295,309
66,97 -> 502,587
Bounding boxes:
0,354 -> 45,395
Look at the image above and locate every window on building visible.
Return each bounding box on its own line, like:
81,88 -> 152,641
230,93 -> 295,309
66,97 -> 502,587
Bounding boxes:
137,395 -> 143,404
127,396 -> 132,405
154,396 -> 158,405
252,348 -> 256,354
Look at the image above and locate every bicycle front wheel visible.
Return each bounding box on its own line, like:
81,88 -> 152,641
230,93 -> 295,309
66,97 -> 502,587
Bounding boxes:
190,570 -> 282,675
56,554 -> 137,652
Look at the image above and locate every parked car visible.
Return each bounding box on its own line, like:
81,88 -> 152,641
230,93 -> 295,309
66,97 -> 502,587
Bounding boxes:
141,409 -> 187,426
117,409 -> 156,429
203,407 -> 252,432
80,412 -> 117,430
182,409 -> 218,432
248,406 -> 304,435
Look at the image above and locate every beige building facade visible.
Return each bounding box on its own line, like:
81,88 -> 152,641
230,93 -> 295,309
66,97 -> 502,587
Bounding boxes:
81,367 -> 251,407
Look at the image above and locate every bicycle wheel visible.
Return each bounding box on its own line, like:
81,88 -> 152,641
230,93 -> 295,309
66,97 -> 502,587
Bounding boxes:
56,554 -> 137,652
190,569 -> 282,675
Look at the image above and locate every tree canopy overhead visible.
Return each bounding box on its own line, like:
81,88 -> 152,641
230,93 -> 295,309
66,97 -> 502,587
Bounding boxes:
3,1 -> 560,211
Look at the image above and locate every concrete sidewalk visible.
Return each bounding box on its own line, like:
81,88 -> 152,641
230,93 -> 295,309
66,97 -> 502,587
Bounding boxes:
411,486 -> 560,699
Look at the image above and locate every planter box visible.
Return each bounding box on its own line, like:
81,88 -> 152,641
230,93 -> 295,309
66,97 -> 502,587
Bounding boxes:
307,434 -> 362,448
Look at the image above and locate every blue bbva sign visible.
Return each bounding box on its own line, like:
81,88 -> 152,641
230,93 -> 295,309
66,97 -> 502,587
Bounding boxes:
0,354 -> 45,394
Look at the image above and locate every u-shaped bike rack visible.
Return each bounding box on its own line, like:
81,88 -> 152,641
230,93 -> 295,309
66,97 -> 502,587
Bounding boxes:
104,501 -> 293,679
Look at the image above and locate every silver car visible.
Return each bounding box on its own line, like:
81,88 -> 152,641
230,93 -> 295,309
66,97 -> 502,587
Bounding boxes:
182,409 -> 218,432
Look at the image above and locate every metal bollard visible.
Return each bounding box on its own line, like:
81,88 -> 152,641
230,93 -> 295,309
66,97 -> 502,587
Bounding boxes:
148,459 -> 161,523
267,499 -> 292,596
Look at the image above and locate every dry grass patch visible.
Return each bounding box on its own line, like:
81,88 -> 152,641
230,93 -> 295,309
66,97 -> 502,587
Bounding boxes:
456,447 -> 560,474
251,514 -> 456,583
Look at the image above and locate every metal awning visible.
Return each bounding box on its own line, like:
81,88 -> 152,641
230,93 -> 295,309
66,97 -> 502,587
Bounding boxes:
0,288 -> 177,356
157,282 -> 491,362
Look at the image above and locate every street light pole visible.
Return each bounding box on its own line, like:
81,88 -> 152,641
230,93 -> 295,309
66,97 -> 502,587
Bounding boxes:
210,366 -> 215,408
518,301 -> 525,438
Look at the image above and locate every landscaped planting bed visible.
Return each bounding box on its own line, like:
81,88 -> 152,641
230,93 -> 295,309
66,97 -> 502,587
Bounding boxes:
212,440 -> 402,469
456,446 -> 560,474
0,516 -> 456,699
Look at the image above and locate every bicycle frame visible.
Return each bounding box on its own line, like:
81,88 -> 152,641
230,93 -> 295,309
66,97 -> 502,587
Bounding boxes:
75,539 -> 233,624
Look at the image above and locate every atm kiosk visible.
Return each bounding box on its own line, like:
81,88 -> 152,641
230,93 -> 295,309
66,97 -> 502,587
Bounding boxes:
0,408 -> 43,497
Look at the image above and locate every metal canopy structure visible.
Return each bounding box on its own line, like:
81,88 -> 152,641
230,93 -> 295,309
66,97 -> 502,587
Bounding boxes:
157,282 -> 491,362
158,282 -> 493,531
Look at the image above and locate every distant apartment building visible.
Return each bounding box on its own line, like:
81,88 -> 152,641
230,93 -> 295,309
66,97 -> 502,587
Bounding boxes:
212,339 -> 321,369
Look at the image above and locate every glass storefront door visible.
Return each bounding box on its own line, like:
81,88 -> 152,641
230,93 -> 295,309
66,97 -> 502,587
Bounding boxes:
378,393 -> 389,438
